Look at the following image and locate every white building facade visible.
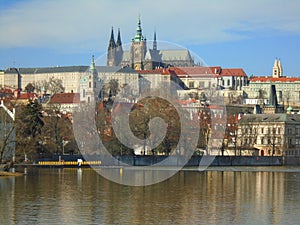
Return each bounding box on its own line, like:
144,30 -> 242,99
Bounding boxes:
237,114 -> 300,156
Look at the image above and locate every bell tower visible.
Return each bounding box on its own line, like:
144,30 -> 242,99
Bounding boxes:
272,58 -> 283,78
130,16 -> 147,70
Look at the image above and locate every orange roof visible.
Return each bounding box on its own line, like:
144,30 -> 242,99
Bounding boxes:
0,88 -> 13,94
49,93 -> 80,104
220,68 -> 247,77
179,98 -> 197,105
207,105 -> 225,110
18,93 -> 37,100
250,77 -> 300,82
137,68 -> 173,75
137,66 -> 247,78
171,66 -> 221,76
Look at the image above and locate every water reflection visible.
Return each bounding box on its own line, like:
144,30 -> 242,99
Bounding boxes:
0,168 -> 299,224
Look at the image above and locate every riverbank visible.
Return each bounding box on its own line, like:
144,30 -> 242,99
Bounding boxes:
12,155 -> 300,168
0,171 -> 23,177
34,155 -> 291,167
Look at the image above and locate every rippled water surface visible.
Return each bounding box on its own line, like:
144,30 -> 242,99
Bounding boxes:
1,167 -> 300,225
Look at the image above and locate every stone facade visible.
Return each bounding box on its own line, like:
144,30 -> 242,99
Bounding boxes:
243,77 -> 300,106
0,66 -> 86,93
237,114 -> 300,156
243,59 -> 300,106
0,61 -> 139,100
173,66 -> 248,91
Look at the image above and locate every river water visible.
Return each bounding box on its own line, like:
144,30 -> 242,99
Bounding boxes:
1,167 -> 299,225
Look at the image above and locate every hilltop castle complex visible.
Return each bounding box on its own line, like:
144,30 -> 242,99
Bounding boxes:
0,17 -> 300,159
106,17 -> 195,70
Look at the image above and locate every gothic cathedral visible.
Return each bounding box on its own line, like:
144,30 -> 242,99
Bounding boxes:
107,17 -> 194,70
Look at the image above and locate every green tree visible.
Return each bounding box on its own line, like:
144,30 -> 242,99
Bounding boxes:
16,100 -> 44,161
24,83 -> 35,93
108,79 -> 119,96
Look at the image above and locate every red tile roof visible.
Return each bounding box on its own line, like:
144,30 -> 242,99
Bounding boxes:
0,88 -> 13,94
137,68 -> 173,75
137,66 -> 247,78
250,77 -> 300,82
220,68 -> 247,77
49,93 -> 80,104
179,98 -> 197,105
171,66 -> 221,76
18,93 -> 37,100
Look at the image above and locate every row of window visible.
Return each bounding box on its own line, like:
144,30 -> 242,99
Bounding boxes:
285,150 -> 300,156
242,127 -> 300,136
222,79 -> 246,87
188,78 -> 247,89
242,137 -> 282,145
242,136 -> 300,146
242,127 -> 281,135
266,149 -> 281,155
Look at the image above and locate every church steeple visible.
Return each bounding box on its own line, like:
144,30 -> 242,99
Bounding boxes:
272,58 -> 283,78
90,55 -> 96,74
108,27 -> 116,50
153,30 -> 157,50
134,16 -> 144,42
116,28 -> 122,47
107,27 -> 117,66
130,15 -> 147,70
115,28 -> 123,66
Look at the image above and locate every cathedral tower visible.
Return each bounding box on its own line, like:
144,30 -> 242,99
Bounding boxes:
130,16 -> 147,70
80,55 -> 102,104
115,28 -> 123,66
107,27 -> 116,66
272,58 -> 283,78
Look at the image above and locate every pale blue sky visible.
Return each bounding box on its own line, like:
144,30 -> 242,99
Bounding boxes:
0,0 -> 299,76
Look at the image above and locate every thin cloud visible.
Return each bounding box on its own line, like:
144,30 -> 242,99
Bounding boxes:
0,0 -> 299,52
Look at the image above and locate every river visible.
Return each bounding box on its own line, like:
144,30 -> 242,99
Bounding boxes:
1,167 -> 300,225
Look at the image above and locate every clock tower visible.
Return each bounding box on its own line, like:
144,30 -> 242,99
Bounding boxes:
130,16 -> 147,70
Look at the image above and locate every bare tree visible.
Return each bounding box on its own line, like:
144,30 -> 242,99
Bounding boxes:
35,77 -> 65,95
0,108 -> 15,164
108,79 -> 119,97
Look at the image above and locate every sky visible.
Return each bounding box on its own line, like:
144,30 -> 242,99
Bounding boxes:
0,0 -> 299,76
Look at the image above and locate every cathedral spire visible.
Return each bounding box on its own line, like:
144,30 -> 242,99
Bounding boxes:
116,28 -> 122,47
90,55 -> 96,74
108,27 -> 116,50
153,30 -> 157,50
134,15 -> 143,42
115,28 -> 123,66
